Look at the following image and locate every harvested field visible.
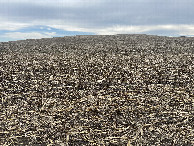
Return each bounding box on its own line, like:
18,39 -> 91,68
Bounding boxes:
0,34 -> 193,145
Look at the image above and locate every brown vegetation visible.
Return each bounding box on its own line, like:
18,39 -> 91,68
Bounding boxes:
0,34 -> 193,145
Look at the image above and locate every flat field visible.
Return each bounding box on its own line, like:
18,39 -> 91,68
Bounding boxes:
0,34 -> 193,145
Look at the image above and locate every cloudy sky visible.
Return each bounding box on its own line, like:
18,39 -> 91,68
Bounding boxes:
0,0 -> 194,42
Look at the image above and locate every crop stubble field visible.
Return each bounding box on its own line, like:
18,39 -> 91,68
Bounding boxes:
0,34 -> 193,145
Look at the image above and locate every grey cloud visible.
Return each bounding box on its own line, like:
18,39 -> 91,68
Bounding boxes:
0,0 -> 194,29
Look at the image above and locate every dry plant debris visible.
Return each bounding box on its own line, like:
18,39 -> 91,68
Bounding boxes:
0,34 -> 194,145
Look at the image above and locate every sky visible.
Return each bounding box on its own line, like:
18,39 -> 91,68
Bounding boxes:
0,0 -> 194,42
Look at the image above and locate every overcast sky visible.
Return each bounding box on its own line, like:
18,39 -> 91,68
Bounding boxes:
0,0 -> 194,42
